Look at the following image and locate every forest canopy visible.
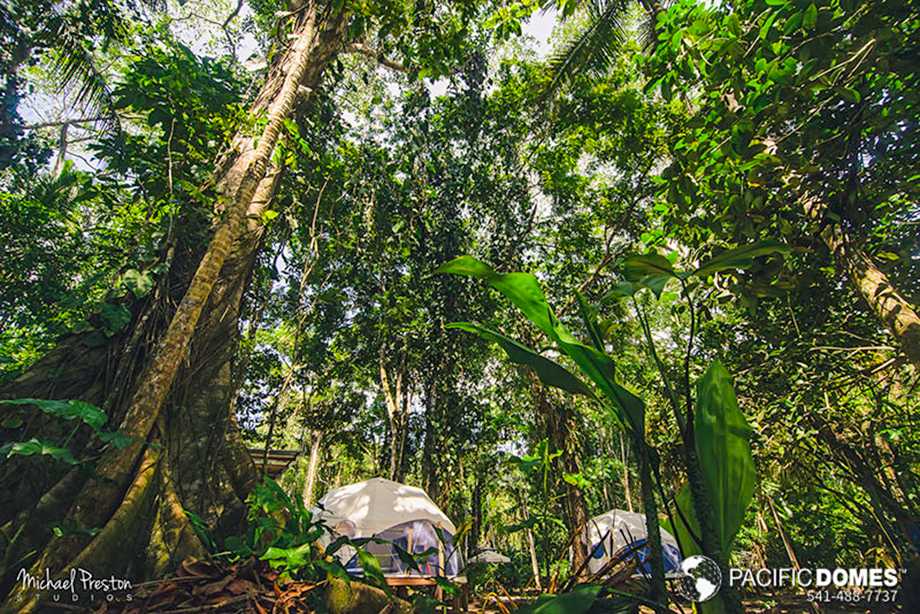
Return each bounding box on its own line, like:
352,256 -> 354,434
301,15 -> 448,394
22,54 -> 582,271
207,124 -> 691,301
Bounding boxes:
0,0 -> 917,612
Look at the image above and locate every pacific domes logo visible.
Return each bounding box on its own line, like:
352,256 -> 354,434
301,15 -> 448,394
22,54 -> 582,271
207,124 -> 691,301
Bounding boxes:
676,555 -> 722,602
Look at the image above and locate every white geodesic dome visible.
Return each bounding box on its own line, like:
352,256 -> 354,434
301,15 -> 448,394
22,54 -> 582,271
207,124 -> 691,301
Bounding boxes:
313,477 -> 462,577
586,509 -> 683,575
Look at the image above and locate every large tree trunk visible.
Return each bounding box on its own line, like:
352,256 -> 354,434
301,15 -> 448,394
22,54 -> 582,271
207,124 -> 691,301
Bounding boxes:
618,431 -> 633,512
530,382 -> 590,576
302,429 -> 323,505
518,497 -> 542,591
422,380 -> 441,502
380,353 -> 409,483
804,193 -> 920,368
1,4 -> 348,609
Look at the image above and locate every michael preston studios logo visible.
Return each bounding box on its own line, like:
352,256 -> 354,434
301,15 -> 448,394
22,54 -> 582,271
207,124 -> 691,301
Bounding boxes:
17,567 -> 133,605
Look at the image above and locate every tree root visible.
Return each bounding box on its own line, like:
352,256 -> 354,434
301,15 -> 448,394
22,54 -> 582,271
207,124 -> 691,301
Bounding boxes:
0,467 -> 86,593
325,577 -> 413,614
144,457 -> 208,578
4,446 -> 161,613
220,413 -> 260,502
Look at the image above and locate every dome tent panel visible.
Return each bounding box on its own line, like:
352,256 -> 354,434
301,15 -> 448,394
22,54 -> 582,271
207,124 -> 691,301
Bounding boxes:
586,509 -> 682,575
467,548 -> 511,564
313,477 -> 463,578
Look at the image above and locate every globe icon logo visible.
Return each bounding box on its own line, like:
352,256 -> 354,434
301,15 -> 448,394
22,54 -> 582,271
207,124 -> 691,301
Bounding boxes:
675,555 -> 722,602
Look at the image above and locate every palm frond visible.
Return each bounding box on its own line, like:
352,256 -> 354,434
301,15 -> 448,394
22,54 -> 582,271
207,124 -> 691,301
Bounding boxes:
44,3 -> 131,134
544,0 -> 633,97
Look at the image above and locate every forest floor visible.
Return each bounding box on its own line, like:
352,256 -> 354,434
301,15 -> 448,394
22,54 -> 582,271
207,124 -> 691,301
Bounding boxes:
85,558 -> 902,614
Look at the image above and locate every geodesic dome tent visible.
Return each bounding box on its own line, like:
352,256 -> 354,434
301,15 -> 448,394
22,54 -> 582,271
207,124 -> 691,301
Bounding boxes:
586,509 -> 683,575
313,477 -> 463,577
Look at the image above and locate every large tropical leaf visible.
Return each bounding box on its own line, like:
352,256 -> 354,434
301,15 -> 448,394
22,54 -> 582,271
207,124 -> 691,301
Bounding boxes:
356,547 -> 389,591
446,322 -> 594,397
437,257 -> 559,338
622,253 -> 677,298
515,584 -> 602,614
692,241 -> 790,278
552,324 -> 643,432
0,438 -> 79,465
440,257 -> 644,433
694,360 -> 756,553
1,398 -> 107,430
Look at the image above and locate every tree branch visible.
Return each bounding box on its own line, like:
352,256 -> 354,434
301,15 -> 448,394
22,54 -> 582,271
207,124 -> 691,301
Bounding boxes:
346,43 -> 409,73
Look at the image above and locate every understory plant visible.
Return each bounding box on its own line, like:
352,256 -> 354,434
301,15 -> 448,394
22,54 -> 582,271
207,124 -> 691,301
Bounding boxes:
0,398 -> 132,466
438,241 -> 786,613
219,476 -> 457,611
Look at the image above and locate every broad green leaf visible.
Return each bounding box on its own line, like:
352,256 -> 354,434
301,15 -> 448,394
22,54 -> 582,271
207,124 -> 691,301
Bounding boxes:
99,303 -> 132,336
692,241 -> 790,278
514,584 -> 602,614
441,257 -> 643,433
0,438 -> 79,465
97,430 -> 133,449
262,543 -> 312,569
759,11 -> 778,40
552,325 -> 644,433
562,472 -> 590,489
121,269 -> 154,297
694,361 -> 756,553
391,542 -> 437,573
575,292 -> 605,352
622,253 -> 677,298
447,323 -> 594,397
802,3 -> 817,29
2,415 -> 23,429
604,281 -> 638,300
437,257 -> 558,339
315,558 -> 350,581
434,577 -> 459,597
356,547 -> 388,590
1,398 -> 107,430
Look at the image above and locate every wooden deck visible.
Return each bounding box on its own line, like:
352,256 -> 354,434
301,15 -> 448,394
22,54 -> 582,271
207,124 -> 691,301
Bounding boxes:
247,448 -> 300,477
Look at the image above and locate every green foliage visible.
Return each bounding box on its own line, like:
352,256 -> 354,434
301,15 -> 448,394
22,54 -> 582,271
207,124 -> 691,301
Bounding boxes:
1,397 -> 106,429
447,322 -> 594,397
0,438 -> 78,465
3,0 -> 915,604
0,398 -> 130,469
515,583 -> 602,613
694,361 -> 756,552
438,255 -> 645,433
666,361 -> 757,563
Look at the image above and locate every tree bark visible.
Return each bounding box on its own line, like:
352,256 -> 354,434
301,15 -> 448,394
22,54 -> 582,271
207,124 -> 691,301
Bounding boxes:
519,497 -> 542,591
619,431 -> 633,513
804,192 -> 920,368
1,4 -> 349,609
302,430 -> 323,506
380,353 -> 409,482
529,382 -> 590,577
